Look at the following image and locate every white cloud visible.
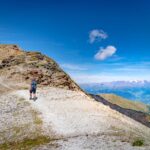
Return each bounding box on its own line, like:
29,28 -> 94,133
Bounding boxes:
61,63 -> 87,71
63,61 -> 150,83
89,29 -> 108,43
71,74 -> 113,83
70,73 -> 150,84
94,45 -> 117,61
70,73 -> 130,83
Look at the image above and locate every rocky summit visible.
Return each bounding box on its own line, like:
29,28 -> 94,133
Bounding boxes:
0,44 -> 81,92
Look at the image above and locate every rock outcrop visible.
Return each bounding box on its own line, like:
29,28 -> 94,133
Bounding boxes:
0,45 -> 22,62
0,44 -> 81,92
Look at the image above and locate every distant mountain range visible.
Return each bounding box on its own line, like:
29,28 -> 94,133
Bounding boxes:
80,81 -> 150,104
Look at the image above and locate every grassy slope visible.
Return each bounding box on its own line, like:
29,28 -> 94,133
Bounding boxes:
148,105 -> 150,112
99,94 -> 150,114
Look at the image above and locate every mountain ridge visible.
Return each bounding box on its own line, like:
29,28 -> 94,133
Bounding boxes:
1,44 -> 150,149
90,93 -> 150,128
0,44 -> 81,92
100,93 -> 150,113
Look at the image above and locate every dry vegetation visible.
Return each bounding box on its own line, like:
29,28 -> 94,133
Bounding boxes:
100,93 -> 150,113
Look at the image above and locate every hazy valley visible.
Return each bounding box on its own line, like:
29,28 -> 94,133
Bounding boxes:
80,81 -> 150,104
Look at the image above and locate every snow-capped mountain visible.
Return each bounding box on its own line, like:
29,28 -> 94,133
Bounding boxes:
80,80 -> 150,88
80,81 -> 150,104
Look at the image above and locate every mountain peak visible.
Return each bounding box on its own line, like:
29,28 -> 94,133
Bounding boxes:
0,44 -> 81,92
0,44 -> 21,51
0,44 -> 22,61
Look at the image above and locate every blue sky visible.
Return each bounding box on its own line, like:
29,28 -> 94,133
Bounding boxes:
0,0 -> 150,83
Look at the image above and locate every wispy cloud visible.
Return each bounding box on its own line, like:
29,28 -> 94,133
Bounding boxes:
94,45 -> 117,61
89,29 -> 108,43
60,63 -> 88,71
63,61 -> 150,83
70,73 -> 150,83
70,71 -> 150,83
108,55 -> 124,62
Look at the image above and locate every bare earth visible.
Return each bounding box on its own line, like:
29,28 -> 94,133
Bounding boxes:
6,87 -> 149,150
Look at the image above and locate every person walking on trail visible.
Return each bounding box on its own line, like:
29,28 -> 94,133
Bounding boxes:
29,78 -> 37,100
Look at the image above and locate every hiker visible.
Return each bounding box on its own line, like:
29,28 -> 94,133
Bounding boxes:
29,78 -> 37,100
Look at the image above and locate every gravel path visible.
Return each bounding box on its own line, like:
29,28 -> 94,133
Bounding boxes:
14,87 -> 150,150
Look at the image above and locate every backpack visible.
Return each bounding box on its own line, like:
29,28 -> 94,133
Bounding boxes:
31,80 -> 37,89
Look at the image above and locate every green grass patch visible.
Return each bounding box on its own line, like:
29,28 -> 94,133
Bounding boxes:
100,94 -> 149,113
0,136 -> 51,150
34,117 -> 43,125
132,139 -> 144,147
146,115 -> 150,122
147,105 -> 150,114
22,87 -> 29,90
31,109 -> 43,125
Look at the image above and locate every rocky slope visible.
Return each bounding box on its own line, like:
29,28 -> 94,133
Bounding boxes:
1,45 -> 150,149
0,45 -> 23,62
1,87 -> 150,149
91,94 -> 150,128
0,44 -> 81,92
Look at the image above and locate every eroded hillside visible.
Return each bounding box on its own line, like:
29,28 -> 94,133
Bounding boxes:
0,44 -> 81,92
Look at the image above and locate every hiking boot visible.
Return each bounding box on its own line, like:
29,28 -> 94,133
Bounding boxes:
33,97 -> 37,101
